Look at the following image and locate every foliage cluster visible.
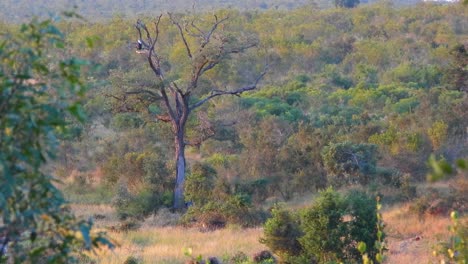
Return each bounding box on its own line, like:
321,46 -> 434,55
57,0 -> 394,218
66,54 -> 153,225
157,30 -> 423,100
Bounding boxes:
182,162 -> 268,228
0,17 -> 112,262
261,189 -> 382,264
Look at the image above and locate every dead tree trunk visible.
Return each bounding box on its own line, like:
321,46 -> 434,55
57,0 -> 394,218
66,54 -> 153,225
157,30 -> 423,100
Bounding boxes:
172,92 -> 190,209
174,130 -> 186,209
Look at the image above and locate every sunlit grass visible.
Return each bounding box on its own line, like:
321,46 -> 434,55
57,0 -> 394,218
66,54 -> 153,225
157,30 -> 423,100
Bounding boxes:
73,189 -> 466,264
383,205 -> 467,264
73,204 -> 267,263
89,227 -> 267,264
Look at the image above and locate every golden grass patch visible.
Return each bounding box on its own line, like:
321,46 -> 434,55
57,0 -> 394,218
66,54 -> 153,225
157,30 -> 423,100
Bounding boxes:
90,227 -> 267,264
383,205 -> 466,264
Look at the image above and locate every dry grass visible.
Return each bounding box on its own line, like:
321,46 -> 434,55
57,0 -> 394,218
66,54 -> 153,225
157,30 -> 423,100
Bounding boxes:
88,227 -> 267,264
70,204 -> 118,228
73,197 -> 465,264
73,204 -> 267,263
383,204 -> 466,264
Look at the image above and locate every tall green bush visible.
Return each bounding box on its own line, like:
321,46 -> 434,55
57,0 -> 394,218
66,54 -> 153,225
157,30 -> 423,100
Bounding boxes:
261,205 -> 303,261
299,188 -> 347,263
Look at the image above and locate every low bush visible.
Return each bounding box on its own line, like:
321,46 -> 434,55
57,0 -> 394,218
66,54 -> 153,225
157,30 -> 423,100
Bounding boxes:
228,251 -> 249,263
260,205 -> 303,261
112,182 -> 171,220
123,256 -> 141,264
261,188 -> 382,264
183,162 -> 267,228
182,194 -> 267,229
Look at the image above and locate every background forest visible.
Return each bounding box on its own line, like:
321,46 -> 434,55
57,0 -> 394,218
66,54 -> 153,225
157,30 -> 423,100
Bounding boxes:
0,0 -> 467,263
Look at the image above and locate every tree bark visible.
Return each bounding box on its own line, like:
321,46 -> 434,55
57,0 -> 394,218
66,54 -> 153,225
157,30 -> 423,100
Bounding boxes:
173,129 -> 186,210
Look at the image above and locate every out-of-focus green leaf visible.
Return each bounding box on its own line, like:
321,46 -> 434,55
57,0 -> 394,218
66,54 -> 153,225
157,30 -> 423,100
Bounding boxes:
456,159 -> 467,170
68,104 -> 87,122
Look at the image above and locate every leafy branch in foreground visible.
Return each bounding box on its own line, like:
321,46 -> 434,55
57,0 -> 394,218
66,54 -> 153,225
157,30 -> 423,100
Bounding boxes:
0,17 -> 112,262
358,196 -> 387,264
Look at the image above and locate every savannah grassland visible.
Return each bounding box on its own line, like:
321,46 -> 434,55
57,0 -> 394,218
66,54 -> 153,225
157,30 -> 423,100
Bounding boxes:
1,0 -> 466,263
71,178 -> 467,264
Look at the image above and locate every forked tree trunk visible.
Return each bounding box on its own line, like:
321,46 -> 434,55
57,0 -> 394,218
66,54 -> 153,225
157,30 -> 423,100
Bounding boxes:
174,130 -> 186,210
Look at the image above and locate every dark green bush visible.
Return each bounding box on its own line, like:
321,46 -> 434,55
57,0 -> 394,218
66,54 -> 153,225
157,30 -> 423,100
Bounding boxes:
261,189 -> 382,264
344,191 -> 380,261
261,205 -> 303,261
185,162 -> 217,206
123,256 -> 141,264
112,183 -> 168,220
111,113 -> 143,130
182,193 -> 266,228
322,142 -> 378,186
299,188 -> 347,263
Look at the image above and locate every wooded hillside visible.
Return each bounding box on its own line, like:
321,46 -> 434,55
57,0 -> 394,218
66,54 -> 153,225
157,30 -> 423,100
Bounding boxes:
43,1 -> 467,212
1,1 -> 467,263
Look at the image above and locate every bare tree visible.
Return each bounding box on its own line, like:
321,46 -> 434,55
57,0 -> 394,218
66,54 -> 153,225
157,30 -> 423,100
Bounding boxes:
131,13 -> 267,210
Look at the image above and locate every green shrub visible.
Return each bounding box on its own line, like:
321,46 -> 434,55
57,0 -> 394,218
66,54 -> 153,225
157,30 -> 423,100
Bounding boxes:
322,142 -> 378,186
344,191 -> 380,261
185,162 -> 217,206
260,205 -> 303,261
123,256 -> 141,264
299,188 -> 347,263
261,189 -> 383,264
112,183 -> 165,220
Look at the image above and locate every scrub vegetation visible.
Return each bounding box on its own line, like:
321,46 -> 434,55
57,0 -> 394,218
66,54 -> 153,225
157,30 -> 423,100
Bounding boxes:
0,0 -> 466,263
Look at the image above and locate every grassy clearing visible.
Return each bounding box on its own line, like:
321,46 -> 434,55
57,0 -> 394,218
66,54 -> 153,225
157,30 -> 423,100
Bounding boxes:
74,193 -> 465,264
383,205 -> 467,264
74,204 -> 267,263
89,227 -> 267,264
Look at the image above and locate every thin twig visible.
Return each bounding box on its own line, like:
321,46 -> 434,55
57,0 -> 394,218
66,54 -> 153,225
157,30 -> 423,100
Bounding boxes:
190,65 -> 268,110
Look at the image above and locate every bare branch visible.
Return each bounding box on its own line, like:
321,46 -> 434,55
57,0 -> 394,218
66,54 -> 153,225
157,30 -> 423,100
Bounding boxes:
142,15 -> 164,82
189,65 -> 268,111
224,42 -> 258,54
168,13 -> 193,59
201,15 -> 229,48
125,89 -> 162,101
197,42 -> 257,77
135,19 -> 151,49
136,16 -> 179,123
186,14 -> 228,50
160,87 -> 177,122
103,92 -> 138,113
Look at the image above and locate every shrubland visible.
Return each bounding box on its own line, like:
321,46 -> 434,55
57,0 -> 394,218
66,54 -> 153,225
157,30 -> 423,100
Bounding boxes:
1,1 -> 467,263
53,0 -> 466,214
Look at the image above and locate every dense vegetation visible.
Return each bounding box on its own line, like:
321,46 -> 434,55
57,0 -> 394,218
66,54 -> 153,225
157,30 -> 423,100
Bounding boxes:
0,16 -> 112,262
262,189 -> 381,263
53,0 -> 466,213
0,0 -> 424,23
1,0 -> 466,262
